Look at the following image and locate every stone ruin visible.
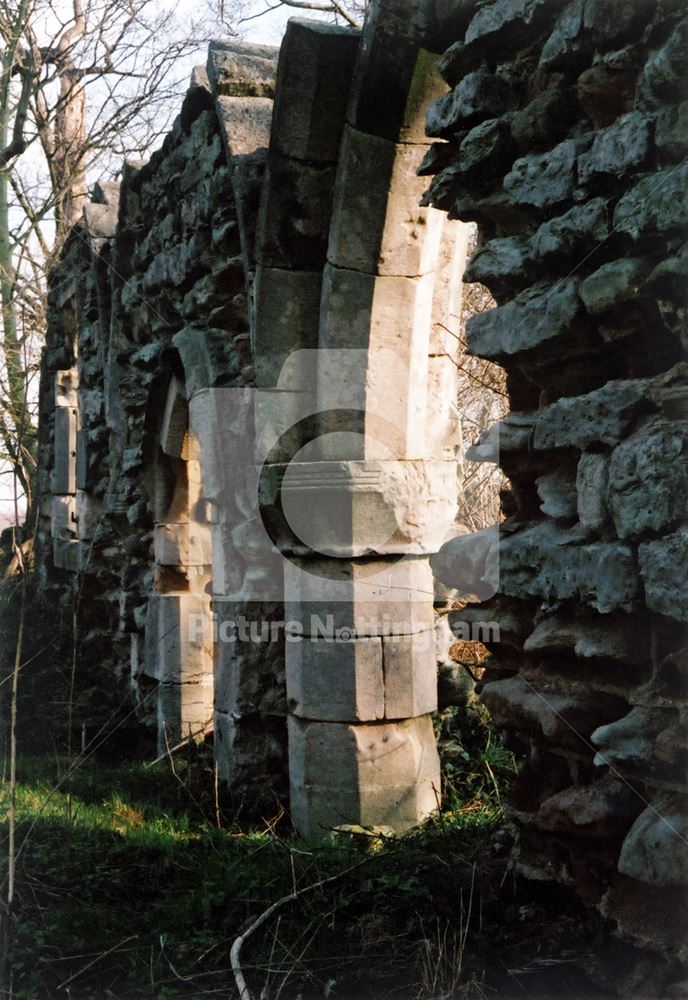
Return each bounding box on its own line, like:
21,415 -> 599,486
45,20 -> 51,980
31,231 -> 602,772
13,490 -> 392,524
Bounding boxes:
36,0 -> 687,993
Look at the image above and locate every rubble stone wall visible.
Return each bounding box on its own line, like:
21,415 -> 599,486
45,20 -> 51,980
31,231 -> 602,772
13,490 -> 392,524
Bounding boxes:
423,0 -> 688,992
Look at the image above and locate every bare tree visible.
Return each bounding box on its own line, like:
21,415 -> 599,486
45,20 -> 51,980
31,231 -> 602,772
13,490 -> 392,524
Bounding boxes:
236,0 -> 366,31
455,227 -> 508,533
0,0 -> 213,515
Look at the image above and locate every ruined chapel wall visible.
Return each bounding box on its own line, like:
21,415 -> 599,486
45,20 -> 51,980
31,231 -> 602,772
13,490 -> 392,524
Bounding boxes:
424,0 -> 687,991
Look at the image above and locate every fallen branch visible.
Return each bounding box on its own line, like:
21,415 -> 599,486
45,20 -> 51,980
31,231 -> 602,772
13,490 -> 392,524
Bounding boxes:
230,857 -> 370,1000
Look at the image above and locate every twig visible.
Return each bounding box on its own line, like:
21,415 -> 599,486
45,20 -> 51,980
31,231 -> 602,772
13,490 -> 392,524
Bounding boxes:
230,858 -> 370,1000
57,934 -> 137,990
145,720 -> 213,767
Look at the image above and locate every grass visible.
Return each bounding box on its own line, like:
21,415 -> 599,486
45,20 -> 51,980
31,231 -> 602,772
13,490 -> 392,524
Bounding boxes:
0,705 -> 520,1000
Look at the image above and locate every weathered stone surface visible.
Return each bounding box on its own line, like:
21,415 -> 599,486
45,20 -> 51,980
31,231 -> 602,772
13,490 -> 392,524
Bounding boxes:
456,116 -> 515,178
317,265 -> 435,460
51,406 -> 77,495
51,494 -> 76,538
174,327 -> 242,397
464,236 -> 531,293
537,775 -> 643,838
618,796 -> 688,886
430,524 -> 500,599
416,140 -> 460,177
481,675 -> 627,747
576,48 -> 639,128
466,412 -> 535,464
253,267 -> 322,387
503,139 -> 586,210
144,592 -> 213,685
637,18 -> 688,109
655,102 -> 688,163
524,609 -> 646,662
426,70 -> 515,138
212,598 -> 286,717
347,15 -> 444,145
531,197 -> 610,260
286,629 -> 436,722
382,630 -> 437,718
536,469 -> 577,521
284,556 -> 435,636
83,201 -> 118,243
463,0 -> 563,54
598,876 -> 688,970
540,0 -> 649,72
214,96 -> 273,158
614,164 -> 688,240
608,420 -> 688,540
270,18 -> 359,163
256,154 -> 337,270
153,522 -> 212,567
189,386 -> 253,505
579,258 -> 651,316
578,112 -> 654,184
538,0 -> 590,72
327,127 -> 444,277
576,451 -> 610,532
270,458 -> 458,558
207,40 -> 278,98
591,706 -> 676,770
413,0 -> 688,973
533,378 -> 652,451
492,522 -> 640,614
288,713 -> 440,839
52,537 -> 83,571
466,279 -> 589,364
638,529 -> 688,622
511,86 -> 578,152
286,636 -> 385,722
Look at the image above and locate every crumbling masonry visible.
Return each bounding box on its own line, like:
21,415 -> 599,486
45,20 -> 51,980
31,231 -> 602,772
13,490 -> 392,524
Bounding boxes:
37,0 -> 687,993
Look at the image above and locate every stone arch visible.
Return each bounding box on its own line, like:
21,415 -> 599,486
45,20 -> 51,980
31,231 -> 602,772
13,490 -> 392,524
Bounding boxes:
251,11 -> 473,837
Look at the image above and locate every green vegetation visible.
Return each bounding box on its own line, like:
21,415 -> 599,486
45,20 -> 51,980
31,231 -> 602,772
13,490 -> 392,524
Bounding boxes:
0,705 -> 520,999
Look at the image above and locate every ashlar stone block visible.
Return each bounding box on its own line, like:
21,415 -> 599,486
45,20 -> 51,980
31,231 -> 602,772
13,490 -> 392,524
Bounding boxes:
51,494 -> 76,539
206,41 -> 278,99
327,126 -> 445,277
189,386 -> 253,503
55,368 -> 78,407
52,405 -> 77,495
256,155 -> 337,271
425,357 -> 461,460
286,636 -> 385,722
253,266 -> 322,387
266,458 -> 458,558
284,555 -> 434,636
157,680 -> 214,750
214,96 -> 273,157
317,265 -> 434,460
52,537 -> 83,572
382,630 -> 437,719
154,522 -> 212,568
270,18 -> 360,163
144,592 -> 213,685
288,713 -> 440,839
